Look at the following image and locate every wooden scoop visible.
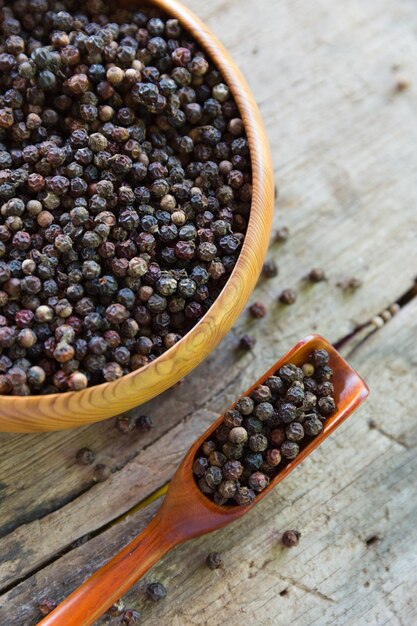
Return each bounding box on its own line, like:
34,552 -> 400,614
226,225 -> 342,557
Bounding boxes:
38,334 -> 368,626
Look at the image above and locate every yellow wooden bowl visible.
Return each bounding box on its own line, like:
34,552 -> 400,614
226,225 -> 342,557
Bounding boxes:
0,0 -> 274,432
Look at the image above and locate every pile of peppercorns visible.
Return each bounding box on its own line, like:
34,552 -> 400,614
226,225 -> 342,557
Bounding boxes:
193,349 -> 336,506
0,0 -> 251,395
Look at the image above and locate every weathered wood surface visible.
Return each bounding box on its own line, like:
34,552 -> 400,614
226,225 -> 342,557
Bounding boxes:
1,0 -> 417,623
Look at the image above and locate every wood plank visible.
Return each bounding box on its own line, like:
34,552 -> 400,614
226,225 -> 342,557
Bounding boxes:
1,0 -> 417,623
2,293 -> 416,626
0,409 -> 216,589
2,0 -> 417,540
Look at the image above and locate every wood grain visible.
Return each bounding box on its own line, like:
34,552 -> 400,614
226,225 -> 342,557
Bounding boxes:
0,0 -> 274,432
0,0 -> 416,623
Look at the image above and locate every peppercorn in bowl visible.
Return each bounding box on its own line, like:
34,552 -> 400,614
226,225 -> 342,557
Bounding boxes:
0,0 -> 273,430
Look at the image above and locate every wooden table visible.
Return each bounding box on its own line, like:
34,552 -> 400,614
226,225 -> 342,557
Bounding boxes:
1,0 -> 417,624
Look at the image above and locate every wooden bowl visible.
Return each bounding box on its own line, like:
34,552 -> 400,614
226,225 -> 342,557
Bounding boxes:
0,0 -> 274,432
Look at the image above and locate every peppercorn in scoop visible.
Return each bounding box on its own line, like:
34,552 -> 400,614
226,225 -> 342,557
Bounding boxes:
0,0 -> 252,395
193,349 -> 336,506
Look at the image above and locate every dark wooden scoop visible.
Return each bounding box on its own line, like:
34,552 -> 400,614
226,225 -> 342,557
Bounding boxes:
38,334 -> 368,626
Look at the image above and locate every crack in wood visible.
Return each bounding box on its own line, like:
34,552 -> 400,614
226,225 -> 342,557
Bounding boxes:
278,575 -> 336,603
0,495 -> 163,596
0,481 -> 94,540
336,277 -> 417,357
368,421 -> 410,450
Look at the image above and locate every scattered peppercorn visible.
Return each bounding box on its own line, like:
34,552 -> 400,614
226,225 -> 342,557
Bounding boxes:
116,415 -> 136,434
194,349 -> 336,505
38,599 -> 57,616
262,259 -> 278,278
281,529 -> 301,547
76,448 -> 95,466
122,609 -> 141,625
146,582 -> 167,603
279,289 -> 298,305
239,334 -> 257,351
0,2 -> 251,396
206,551 -> 223,569
307,268 -> 326,283
394,75 -> 410,92
136,415 -> 153,431
249,301 -> 267,319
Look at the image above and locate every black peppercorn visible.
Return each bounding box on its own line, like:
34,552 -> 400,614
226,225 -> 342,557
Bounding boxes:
310,349 -> 329,367
239,334 -> 256,351
146,582 -> 167,603
286,422 -> 305,442
262,259 -> 278,278
236,396 -> 254,416
204,466 -> 223,489
234,486 -> 255,506
282,529 -> 301,547
308,268 -> 326,282
303,414 -> 323,436
265,376 -> 285,395
254,401 -> 274,421
249,301 -> 267,318
202,440 -> 216,456
121,609 -> 141,625
316,381 -> 334,397
243,417 -> 263,435
286,384 -> 305,407
280,440 -> 299,459
193,457 -> 209,477
76,447 -> 95,466
252,384 -> 272,403
248,433 -> 268,453
244,452 -> 263,472
218,479 -> 238,499
208,451 -> 227,467
278,403 -> 297,423
223,409 -> 243,429
315,365 -> 333,382
279,288 -> 298,305
318,396 -> 336,417
136,415 -> 153,431
266,448 -> 281,466
279,364 -> 304,384
206,552 -> 223,569
248,471 -> 270,492
222,459 -> 243,480
222,441 -> 244,460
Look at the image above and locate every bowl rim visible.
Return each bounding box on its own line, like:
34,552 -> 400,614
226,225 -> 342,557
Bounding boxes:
0,0 -> 274,431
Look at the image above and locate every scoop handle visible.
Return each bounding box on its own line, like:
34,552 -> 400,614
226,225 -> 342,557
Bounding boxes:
37,513 -> 176,626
